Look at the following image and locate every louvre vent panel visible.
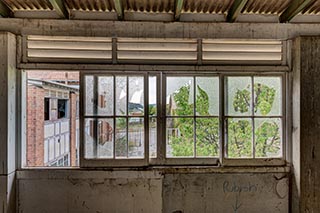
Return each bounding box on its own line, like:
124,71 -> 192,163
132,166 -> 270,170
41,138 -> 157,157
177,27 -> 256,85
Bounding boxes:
26,36 -> 112,63
202,39 -> 283,64
117,38 -> 198,63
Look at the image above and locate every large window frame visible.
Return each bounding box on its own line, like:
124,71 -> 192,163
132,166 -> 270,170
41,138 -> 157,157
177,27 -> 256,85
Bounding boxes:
80,71 -> 287,167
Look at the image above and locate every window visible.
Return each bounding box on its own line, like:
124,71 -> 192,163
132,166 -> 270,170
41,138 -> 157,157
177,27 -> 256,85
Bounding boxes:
44,98 -> 50,120
58,99 -> 68,119
83,74 -> 147,166
81,72 -> 285,167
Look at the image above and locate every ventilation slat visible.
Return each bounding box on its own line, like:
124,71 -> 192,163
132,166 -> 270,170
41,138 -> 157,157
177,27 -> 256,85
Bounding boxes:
118,51 -> 197,60
202,39 -> 283,64
117,42 -> 197,51
26,35 -> 112,63
28,49 -> 112,59
117,38 -> 198,63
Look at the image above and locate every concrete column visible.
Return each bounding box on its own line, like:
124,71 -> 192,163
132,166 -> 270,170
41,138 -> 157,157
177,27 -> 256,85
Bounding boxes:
0,32 -> 17,213
292,36 -> 320,212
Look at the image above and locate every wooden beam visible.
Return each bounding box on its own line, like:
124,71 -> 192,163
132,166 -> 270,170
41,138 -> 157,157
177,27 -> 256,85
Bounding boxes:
174,0 -> 184,21
226,0 -> 249,22
113,0 -> 123,20
49,0 -> 69,19
0,0 -> 12,17
280,0 -> 313,23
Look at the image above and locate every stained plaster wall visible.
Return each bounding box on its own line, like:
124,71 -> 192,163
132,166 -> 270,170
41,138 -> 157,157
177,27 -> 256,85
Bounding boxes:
16,170 -> 289,213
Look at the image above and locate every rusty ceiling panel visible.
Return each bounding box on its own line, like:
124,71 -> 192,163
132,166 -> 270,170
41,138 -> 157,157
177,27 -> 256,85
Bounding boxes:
2,0 -> 53,10
183,0 -> 234,14
123,0 -> 175,13
243,0 -> 291,14
65,0 -> 115,12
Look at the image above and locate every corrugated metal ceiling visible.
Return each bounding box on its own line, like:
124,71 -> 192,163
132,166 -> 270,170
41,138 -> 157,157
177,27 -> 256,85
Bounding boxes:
1,0 -> 320,22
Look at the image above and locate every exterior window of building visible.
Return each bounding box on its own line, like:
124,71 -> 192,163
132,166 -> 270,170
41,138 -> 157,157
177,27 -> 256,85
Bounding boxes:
58,99 -> 68,119
44,98 -> 50,120
81,73 -> 285,166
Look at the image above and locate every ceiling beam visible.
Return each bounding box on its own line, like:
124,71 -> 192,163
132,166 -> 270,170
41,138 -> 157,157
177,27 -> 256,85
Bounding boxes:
226,0 -> 249,22
280,0 -> 314,23
113,0 -> 123,20
0,0 -> 12,17
174,0 -> 184,21
49,0 -> 69,19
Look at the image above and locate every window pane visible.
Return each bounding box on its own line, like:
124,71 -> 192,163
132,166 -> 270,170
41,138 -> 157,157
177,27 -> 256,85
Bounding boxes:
166,77 -> 194,116
196,77 -> 219,116
85,75 -> 94,115
149,76 -> 157,116
115,117 -> 127,158
254,77 -> 281,116
149,117 -> 157,158
166,118 -> 194,157
98,76 -> 114,115
84,118 -> 95,158
128,118 -> 144,158
97,119 -> 114,158
227,118 -> 253,158
255,118 -> 282,158
149,76 -> 157,158
129,76 -> 144,116
116,76 -> 127,115
196,118 -> 219,157
226,77 -> 252,116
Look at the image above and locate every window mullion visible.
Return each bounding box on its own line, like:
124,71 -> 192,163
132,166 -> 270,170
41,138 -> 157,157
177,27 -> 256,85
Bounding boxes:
126,76 -> 129,158
113,75 -> 116,159
193,76 -> 196,158
220,75 -> 225,164
93,75 -> 98,158
251,76 -> 255,159
144,73 -> 149,162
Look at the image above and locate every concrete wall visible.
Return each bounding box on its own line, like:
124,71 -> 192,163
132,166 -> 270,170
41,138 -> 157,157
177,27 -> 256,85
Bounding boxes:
0,32 -> 17,213
17,170 -> 289,213
292,36 -> 320,212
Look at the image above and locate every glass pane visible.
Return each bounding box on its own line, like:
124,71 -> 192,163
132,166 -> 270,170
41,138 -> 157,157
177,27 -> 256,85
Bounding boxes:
97,119 -> 114,158
166,118 -> 194,157
227,118 -> 253,158
84,118 -> 96,158
97,76 -> 113,115
196,118 -> 219,157
128,118 -> 144,158
226,77 -> 252,116
196,77 -> 219,116
254,77 -> 281,116
129,76 -> 144,116
149,76 -> 157,116
85,75 -> 94,115
115,118 -> 127,158
149,117 -> 157,158
255,118 -> 282,158
116,76 -> 127,115
166,77 -> 194,116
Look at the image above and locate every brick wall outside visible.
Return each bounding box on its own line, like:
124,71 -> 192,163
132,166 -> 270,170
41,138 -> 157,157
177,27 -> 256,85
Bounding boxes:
27,85 -> 45,166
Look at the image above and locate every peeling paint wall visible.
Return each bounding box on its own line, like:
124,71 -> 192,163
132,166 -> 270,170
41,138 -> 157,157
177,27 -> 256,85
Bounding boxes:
17,170 -> 288,213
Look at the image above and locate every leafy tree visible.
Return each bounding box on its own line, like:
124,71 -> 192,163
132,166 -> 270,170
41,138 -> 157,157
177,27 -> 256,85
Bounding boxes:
168,84 -> 219,157
169,80 -> 280,158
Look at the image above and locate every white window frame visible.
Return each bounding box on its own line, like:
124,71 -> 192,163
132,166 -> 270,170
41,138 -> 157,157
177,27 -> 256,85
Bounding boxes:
80,71 -> 287,167
80,72 -> 149,167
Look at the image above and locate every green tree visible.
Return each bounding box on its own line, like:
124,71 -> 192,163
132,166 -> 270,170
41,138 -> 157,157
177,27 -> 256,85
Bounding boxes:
169,84 -> 219,157
228,82 -> 280,158
169,81 -> 280,158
